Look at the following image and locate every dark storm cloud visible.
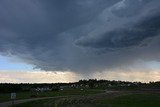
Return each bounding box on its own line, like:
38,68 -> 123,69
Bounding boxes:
0,0 -> 160,73
76,13 -> 160,49
75,0 -> 160,49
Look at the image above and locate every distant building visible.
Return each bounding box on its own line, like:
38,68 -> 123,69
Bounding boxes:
31,87 -> 52,92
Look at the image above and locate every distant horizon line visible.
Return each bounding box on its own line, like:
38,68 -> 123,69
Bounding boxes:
1,79 -> 159,84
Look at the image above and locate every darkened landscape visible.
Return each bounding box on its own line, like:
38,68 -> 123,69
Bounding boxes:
0,80 -> 160,107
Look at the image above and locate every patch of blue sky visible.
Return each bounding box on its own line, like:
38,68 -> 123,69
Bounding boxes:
0,55 -> 34,71
146,61 -> 160,69
131,60 -> 160,70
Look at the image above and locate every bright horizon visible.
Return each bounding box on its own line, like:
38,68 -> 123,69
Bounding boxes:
0,55 -> 160,83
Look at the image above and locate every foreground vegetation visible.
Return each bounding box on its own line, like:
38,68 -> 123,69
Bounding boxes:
98,92 -> 160,107
12,91 -> 160,107
0,79 -> 160,107
0,89 -> 103,102
12,98 -> 57,107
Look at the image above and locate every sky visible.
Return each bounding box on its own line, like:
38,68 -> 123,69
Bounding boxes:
0,0 -> 160,83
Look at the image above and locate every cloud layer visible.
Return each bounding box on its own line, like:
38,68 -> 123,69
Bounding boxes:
0,0 -> 160,73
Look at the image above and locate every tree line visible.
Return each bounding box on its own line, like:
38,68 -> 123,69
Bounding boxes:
0,79 -> 160,93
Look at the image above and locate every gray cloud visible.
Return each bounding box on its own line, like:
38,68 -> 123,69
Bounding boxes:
75,13 -> 160,49
75,0 -> 160,49
0,0 -> 160,73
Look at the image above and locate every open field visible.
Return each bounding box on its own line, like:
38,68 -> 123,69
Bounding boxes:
97,92 -> 160,107
0,89 -> 104,103
11,98 -> 58,107
1,81 -> 159,106
11,91 -> 160,107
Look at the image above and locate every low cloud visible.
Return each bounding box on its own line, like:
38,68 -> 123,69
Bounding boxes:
0,70 -> 160,83
0,70 -> 78,83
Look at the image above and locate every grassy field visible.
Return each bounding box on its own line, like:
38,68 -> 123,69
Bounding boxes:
0,89 -> 104,103
10,91 -> 160,107
98,92 -> 160,107
2,90 -> 160,107
12,98 -> 57,107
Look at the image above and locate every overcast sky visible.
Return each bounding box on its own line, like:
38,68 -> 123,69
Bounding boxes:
0,0 -> 160,83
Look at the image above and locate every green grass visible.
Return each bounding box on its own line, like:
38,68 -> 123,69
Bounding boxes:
0,89 -> 103,103
12,98 -> 57,107
8,91 -> 160,107
98,93 -> 160,107
0,92 -> 35,103
0,93 -> 10,103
